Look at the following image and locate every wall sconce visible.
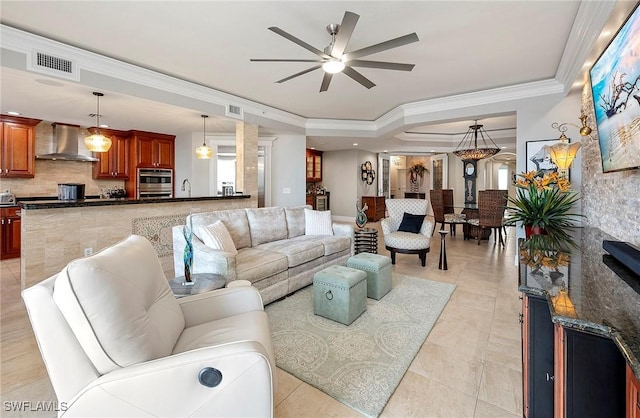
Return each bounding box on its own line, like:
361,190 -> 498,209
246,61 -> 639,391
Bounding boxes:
551,287 -> 577,318
547,114 -> 593,179
361,161 -> 376,185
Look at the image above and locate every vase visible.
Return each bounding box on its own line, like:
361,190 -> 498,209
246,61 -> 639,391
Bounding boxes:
525,225 -> 547,239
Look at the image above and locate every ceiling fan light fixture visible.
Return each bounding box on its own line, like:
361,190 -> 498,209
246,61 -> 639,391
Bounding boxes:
195,114 -> 213,159
322,59 -> 345,74
85,92 -> 112,153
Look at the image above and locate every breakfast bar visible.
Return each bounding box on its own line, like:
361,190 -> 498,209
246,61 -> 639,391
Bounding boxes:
18,195 -> 254,288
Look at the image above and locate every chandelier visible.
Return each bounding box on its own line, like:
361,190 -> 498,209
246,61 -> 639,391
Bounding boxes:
453,121 -> 501,161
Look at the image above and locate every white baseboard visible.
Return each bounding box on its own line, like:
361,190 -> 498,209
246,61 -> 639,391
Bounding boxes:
332,215 -> 354,223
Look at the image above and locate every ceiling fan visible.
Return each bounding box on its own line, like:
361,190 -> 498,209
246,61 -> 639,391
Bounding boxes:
250,11 -> 419,92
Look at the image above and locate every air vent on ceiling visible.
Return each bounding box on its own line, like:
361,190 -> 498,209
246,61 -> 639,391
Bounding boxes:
225,104 -> 244,120
28,50 -> 79,81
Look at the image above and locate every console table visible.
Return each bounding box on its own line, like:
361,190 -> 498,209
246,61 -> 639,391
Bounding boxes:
519,227 -> 640,418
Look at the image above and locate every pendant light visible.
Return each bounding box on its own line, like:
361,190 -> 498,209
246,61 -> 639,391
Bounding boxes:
84,92 -> 112,152
453,121 -> 501,161
195,114 -> 213,159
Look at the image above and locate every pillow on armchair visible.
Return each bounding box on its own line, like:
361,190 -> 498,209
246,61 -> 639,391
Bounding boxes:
398,212 -> 425,233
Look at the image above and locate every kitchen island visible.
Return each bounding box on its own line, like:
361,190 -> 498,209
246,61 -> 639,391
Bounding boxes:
19,195 -> 254,288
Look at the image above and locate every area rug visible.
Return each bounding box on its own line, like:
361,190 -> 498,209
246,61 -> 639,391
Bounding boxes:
265,273 -> 455,417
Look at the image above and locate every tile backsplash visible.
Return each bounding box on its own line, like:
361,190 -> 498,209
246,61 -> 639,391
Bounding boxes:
1,120 -> 124,197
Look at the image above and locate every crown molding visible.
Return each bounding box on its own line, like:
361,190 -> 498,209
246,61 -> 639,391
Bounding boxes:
555,0 -> 615,93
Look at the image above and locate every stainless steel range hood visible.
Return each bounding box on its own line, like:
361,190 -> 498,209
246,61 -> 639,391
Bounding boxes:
35,123 -> 99,162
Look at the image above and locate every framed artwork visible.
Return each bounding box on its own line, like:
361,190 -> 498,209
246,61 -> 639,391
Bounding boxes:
525,138 -> 569,178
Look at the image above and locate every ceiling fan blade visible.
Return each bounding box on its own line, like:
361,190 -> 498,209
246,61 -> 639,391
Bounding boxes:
275,65 -> 322,83
268,27 -> 331,59
348,60 -> 415,71
320,73 -> 333,92
250,59 -> 325,62
330,11 -> 359,58
343,67 -> 375,89
343,33 -> 419,61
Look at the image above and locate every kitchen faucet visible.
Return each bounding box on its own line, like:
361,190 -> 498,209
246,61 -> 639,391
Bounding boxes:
181,178 -> 191,197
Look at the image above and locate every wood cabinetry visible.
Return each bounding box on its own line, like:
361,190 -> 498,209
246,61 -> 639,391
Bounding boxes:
553,324 -> 625,418
361,196 -> 385,221
306,193 -> 330,210
92,128 -> 130,179
130,130 -> 175,169
628,365 -> 640,418
306,149 -> 322,182
1,206 -> 21,260
522,294 -> 555,418
0,116 -> 41,178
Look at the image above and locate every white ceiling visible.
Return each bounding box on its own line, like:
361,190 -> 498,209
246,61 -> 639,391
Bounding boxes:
0,1 -> 634,154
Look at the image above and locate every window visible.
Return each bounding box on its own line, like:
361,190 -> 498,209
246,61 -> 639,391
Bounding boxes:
498,166 -> 509,190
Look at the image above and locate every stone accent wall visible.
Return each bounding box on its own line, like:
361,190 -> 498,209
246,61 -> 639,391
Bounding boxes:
581,85 -> 640,246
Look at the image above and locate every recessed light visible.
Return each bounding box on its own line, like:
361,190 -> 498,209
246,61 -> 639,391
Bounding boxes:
99,124 -> 109,128
7,111 -> 21,116
353,143 -> 358,146
501,146 -> 506,149
383,150 -> 388,153
430,150 -> 435,152
310,147 -> 316,150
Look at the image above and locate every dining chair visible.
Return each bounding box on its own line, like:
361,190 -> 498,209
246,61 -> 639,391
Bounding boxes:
429,189 -> 460,235
468,189 -> 508,245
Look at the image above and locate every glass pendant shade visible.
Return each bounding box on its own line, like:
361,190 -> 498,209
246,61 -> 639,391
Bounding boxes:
546,133 -> 581,180
552,287 -> 577,318
453,121 -> 501,161
84,133 -> 112,153
195,114 -> 213,159
85,92 -> 112,152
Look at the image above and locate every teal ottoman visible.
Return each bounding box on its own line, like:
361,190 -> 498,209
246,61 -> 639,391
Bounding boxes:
313,265 -> 367,325
347,252 -> 393,300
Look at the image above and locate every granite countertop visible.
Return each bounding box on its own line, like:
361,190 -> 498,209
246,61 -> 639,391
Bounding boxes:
18,194 -> 251,209
518,227 -> 640,380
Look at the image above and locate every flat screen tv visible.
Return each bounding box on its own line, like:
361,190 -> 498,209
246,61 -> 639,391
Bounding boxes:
589,3 -> 640,173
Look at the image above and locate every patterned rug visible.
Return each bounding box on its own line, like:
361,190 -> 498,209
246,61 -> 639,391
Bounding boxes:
265,273 -> 455,417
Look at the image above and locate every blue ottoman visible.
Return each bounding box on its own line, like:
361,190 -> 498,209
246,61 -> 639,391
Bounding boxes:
313,265 -> 367,325
347,252 -> 393,300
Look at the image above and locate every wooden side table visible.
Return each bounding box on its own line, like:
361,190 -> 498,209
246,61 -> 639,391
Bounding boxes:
354,228 -> 378,254
169,273 -> 226,297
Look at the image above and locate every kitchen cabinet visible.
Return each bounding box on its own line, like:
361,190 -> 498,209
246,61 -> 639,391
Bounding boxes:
1,206 -> 21,260
92,128 -> 130,179
628,364 -> 640,418
0,115 -> 41,178
129,130 -> 175,169
521,294 -> 554,418
306,149 -> 322,182
361,196 -> 385,221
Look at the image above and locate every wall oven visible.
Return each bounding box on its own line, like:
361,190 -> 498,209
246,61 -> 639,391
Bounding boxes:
137,168 -> 173,199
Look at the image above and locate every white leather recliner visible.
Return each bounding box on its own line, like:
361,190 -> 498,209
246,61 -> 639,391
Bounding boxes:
22,235 -> 275,417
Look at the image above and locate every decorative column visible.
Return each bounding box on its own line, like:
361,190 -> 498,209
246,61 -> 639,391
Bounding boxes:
235,122 -> 259,205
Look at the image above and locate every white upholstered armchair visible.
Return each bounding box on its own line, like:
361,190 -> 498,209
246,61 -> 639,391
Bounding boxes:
22,235 -> 275,417
381,199 -> 434,266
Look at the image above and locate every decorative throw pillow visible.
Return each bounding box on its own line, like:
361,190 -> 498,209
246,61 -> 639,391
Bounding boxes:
199,220 -> 238,254
304,208 -> 334,236
398,212 -> 425,234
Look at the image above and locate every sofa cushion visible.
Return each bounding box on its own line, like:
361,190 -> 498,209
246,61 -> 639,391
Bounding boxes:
235,248 -> 288,283
284,205 -> 311,238
305,208 -> 334,235
199,220 -> 238,255
256,239 -> 325,267
246,207 -> 288,246
384,231 -> 430,250
290,235 -> 351,256
190,209 -> 251,249
53,235 -> 185,375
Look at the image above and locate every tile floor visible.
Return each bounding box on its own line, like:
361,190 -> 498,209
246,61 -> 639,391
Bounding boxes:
0,221 -> 522,417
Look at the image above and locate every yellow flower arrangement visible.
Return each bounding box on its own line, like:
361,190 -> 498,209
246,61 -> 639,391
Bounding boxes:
506,170 -> 583,247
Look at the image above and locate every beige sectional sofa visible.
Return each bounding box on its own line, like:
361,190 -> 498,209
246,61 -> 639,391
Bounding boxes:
173,205 -> 353,304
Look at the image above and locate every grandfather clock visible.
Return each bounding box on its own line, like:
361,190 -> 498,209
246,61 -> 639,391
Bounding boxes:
463,160 -> 477,204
